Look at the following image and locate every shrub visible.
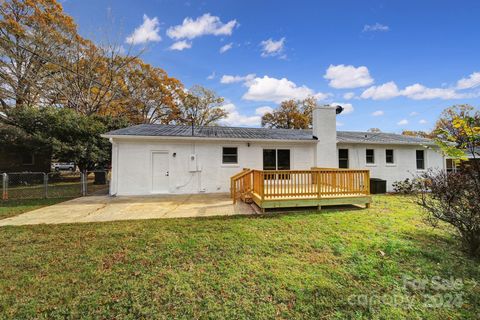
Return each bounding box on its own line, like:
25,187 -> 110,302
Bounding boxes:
392,178 -> 419,194
416,168 -> 480,258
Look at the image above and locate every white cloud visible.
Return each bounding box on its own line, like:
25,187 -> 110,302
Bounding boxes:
324,64 -> 374,89
220,42 -> 233,53
260,37 -> 285,57
361,81 -> 475,100
220,73 -> 256,84
332,102 -> 354,114
456,72 -> 480,89
336,121 -> 345,127
363,23 -> 390,32
419,119 -> 427,124
207,71 -> 215,80
402,83 -> 462,100
254,106 -> 273,116
361,81 -> 400,100
169,40 -> 192,51
409,111 -> 419,116
166,13 -> 237,40
397,119 -> 409,126
126,15 -> 162,45
243,76 -> 330,103
343,92 -> 356,100
372,110 -> 384,116
220,103 -> 262,127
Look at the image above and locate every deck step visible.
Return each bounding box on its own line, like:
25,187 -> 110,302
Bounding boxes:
249,202 -> 263,215
241,193 -> 253,204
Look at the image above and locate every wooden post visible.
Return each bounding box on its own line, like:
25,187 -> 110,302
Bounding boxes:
317,171 -> 322,199
260,171 -> 265,200
365,170 -> 370,195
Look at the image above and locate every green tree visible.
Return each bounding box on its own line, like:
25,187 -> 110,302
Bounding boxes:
433,104 -> 480,148
1,106 -> 129,171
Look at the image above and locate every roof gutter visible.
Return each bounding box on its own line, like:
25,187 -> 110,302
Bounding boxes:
101,134 -> 317,143
336,140 -> 438,146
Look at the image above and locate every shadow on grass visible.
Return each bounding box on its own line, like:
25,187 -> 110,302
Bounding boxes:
185,204 -> 367,224
398,227 -> 480,268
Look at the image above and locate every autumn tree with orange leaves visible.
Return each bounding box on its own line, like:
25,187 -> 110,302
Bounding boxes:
0,0 -> 80,109
261,97 -> 318,129
49,40 -> 137,116
117,59 -> 185,124
0,0 -> 230,143
177,85 -> 228,126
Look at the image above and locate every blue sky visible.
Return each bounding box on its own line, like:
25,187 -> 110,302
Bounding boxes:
62,0 -> 480,132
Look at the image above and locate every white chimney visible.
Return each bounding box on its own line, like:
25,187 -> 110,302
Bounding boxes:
313,106 -> 339,168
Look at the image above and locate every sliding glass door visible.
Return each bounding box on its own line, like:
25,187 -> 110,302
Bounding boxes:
263,149 -> 290,170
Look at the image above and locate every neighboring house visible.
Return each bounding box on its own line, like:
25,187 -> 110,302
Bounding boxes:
446,151 -> 480,172
0,113 -> 52,173
102,106 -> 446,196
0,142 -> 51,173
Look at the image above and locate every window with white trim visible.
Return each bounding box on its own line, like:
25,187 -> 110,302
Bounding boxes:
386,149 -> 394,164
366,149 -> 375,164
222,147 -> 238,164
416,150 -> 425,170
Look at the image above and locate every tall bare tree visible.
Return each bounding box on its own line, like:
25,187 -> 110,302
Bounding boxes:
47,40 -> 136,116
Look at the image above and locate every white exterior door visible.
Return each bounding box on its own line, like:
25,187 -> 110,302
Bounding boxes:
151,151 -> 169,193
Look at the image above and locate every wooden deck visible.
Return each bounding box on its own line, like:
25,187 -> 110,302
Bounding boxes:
231,168 -> 371,210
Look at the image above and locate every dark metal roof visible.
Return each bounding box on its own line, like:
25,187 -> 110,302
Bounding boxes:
336,131 -> 436,145
104,124 -> 315,140
104,124 -> 436,145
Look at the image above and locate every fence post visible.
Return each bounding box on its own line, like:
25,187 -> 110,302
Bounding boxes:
81,172 -> 84,196
2,173 -> 7,201
81,172 -> 87,196
43,173 -> 48,199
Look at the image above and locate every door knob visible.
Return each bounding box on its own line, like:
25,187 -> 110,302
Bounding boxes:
165,171 -> 169,176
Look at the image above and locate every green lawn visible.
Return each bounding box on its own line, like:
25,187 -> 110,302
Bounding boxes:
0,195 -> 478,319
0,198 -> 71,220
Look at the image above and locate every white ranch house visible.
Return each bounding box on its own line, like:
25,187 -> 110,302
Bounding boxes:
102,106 -> 445,197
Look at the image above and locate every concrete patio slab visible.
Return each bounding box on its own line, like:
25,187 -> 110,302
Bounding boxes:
0,194 -> 257,226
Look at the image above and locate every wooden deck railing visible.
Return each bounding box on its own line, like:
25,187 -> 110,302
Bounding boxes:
230,169 -> 253,204
231,168 -> 370,203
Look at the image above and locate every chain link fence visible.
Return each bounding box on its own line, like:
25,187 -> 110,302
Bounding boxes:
1,171 -> 109,201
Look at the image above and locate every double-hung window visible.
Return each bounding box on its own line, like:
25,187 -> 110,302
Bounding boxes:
222,147 -> 238,164
416,150 -> 425,170
385,149 -> 394,164
338,149 -> 349,168
366,149 -> 375,164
